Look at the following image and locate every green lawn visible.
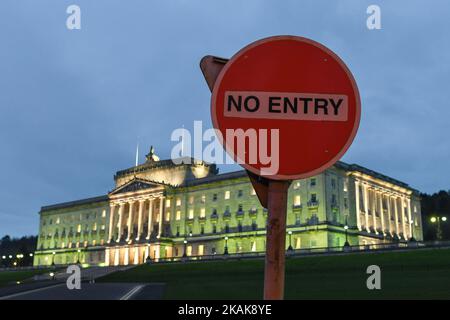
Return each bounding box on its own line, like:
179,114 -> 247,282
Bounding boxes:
99,248 -> 450,299
0,269 -> 53,288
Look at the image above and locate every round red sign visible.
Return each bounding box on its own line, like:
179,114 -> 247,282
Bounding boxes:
211,35 -> 361,180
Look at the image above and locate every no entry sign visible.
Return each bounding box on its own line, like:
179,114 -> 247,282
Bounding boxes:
211,35 -> 361,180
201,35 -> 361,300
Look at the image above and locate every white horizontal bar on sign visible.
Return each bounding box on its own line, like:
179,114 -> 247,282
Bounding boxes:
224,91 -> 348,121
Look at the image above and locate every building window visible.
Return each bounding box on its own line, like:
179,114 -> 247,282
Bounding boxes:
102,210 -> 106,218
310,194 -> 317,203
310,178 -> 316,187
343,180 -> 348,192
293,181 -> 300,190
200,208 -> 206,218
101,224 -> 105,230
238,222 -> 243,232
344,198 -> 348,209
187,245 -> 192,256
200,225 -> 205,235
92,240 -> 97,246
166,199 -> 171,208
331,194 -> 337,206
225,224 -> 229,233
189,196 -> 194,205
176,226 -> 180,237
92,223 -> 97,231
331,178 -> 336,189
77,224 -> 81,233
212,224 -> 217,233
176,210 -> 181,221
201,195 -> 206,204
176,198 -> 181,207
188,209 -> 194,219
198,245 -> 204,256
224,191 -> 230,200
237,190 -> 243,198
251,220 -> 257,231
294,195 -> 301,206
56,217 -> 60,224
165,211 -> 171,222
251,241 -> 257,252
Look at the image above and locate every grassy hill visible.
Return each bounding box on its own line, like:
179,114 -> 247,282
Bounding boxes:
99,248 -> 450,299
0,269 -> 52,288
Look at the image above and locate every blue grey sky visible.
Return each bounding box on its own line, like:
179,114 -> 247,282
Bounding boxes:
0,0 -> 449,237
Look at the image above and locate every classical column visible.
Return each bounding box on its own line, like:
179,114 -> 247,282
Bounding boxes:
108,204 -> 116,243
105,248 -> 110,266
355,180 -> 362,231
406,197 -> 413,239
386,194 -> 394,236
116,203 -> 125,242
133,247 -> 139,265
124,247 -> 130,265
371,189 -> 377,234
126,201 -> 135,241
158,196 -> 164,238
393,196 -> 400,237
136,199 -> 145,241
146,198 -> 154,239
401,197 -> 407,239
363,184 -> 370,232
379,192 -> 385,236
114,248 -> 119,266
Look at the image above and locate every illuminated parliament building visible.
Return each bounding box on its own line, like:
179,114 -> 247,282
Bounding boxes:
34,147 -> 423,266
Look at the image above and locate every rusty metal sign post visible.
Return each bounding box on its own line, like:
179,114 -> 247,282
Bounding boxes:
200,36 -> 361,300
200,56 -> 291,299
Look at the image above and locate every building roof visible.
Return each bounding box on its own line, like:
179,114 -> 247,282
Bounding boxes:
334,161 -> 411,189
40,195 -> 109,213
182,170 -> 248,187
114,157 -> 217,180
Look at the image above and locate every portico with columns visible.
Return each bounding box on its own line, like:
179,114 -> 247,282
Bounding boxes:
105,177 -> 173,265
349,169 -> 420,245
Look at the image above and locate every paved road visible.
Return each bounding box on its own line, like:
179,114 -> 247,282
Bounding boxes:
0,282 -> 165,300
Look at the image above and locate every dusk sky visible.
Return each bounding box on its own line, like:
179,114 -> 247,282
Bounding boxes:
1,0 -> 449,237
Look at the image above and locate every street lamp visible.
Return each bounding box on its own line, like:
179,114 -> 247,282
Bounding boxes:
430,216 -> 447,240
224,236 -> 229,255
287,231 -> 293,251
344,225 -> 350,247
182,239 -> 188,257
